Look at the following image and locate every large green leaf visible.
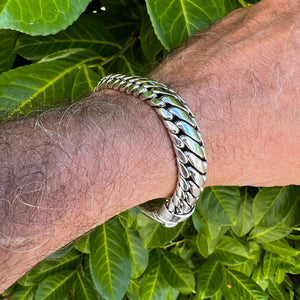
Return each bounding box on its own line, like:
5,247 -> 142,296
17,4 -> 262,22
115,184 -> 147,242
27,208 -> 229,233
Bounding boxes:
196,259 -> 223,299
35,270 -> 77,300
124,227 -> 149,278
138,214 -> 183,248
262,252 -> 277,280
276,255 -> 300,274
0,48 -> 104,120
75,271 -> 100,300
16,14 -> 121,61
231,187 -> 255,236
252,185 -> 300,227
145,0 -> 236,50
223,268 -> 267,300
211,236 -> 249,265
0,29 -> 17,74
18,249 -> 81,286
10,285 -> 36,300
0,0 -> 91,35
268,279 -> 290,300
261,239 -> 299,257
89,219 -> 130,300
139,251 -> 170,300
159,250 -> 195,293
198,186 -> 241,225
251,265 -> 269,291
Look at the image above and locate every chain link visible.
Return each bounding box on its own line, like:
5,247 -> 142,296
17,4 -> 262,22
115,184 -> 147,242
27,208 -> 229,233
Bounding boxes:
96,74 -> 207,227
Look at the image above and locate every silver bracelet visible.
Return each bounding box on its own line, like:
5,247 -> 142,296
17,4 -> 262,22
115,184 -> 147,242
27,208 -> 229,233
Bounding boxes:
95,74 -> 207,227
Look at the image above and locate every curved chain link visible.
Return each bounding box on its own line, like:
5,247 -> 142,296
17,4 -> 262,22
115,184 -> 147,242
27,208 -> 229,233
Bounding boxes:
96,74 -> 207,227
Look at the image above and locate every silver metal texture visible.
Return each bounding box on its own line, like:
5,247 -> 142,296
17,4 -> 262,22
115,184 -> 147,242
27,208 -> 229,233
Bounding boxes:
95,74 -> 207,227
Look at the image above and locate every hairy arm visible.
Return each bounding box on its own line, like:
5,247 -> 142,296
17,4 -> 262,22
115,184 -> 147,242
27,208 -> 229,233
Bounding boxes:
0,0 -> 299,292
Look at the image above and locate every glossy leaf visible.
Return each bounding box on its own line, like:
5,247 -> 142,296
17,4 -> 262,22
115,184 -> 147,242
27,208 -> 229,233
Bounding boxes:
16,14 -> 121,61
196,259 -> 222,299
230,259 -> 254,277
252,185 -> 300,227
75,233 -> 90,254
261,239 -> 299,257
89,219 -> 130,300
18,249 -> 81,286
0,29 -> 17,74
35,270 -> 77,300
10,285 -> 36,300
268,280 -> 290,300
159,250 -> 195,293
124,227 -> 149,278
251,265 -> 269,291
139,251 -> 170,300
223,268 -> 267,300
0,48 -> 104,120
75,272 -> 100,300
231,187 -> 255,236
146,0 -> 236,50
211,236 -> 249,265
198,186 -> 241,225
138,214 -> 183,248
0,0 -> 91,35
263,252 -> 276,280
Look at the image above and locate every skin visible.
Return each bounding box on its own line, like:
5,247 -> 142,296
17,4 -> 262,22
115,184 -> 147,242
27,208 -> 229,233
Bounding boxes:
0,0 -> 299,292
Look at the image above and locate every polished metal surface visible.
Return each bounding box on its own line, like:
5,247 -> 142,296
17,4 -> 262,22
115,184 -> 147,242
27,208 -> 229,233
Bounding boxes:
96,74 -> 207,227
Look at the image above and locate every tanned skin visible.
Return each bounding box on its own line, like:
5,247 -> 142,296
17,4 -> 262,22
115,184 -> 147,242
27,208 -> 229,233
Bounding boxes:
0,0 -> 299,292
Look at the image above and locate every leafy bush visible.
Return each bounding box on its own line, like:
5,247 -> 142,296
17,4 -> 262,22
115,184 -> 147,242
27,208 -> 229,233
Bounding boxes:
0,0 -> 299,299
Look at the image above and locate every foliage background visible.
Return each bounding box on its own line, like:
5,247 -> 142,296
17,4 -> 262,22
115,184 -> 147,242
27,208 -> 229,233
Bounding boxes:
0,0 -> 299,299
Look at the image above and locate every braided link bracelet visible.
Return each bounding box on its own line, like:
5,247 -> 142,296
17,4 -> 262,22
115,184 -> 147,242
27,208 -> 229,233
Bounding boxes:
95,74 -> 207,227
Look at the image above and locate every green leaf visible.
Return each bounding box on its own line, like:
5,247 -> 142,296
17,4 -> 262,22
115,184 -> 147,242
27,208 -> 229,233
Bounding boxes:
248,225 -> 293,243
126,279 -> 140,300
145,0 -> 236,50
139,251 -> 170,300
35,270 -> 77,300
276,255 -> 300,274
268,279 -> 290,300
196,259 -> 223,299
10,285 -> 36,300
0,29 -> 17,74
0,48 -> 104,120
262,252 -> 276,280
119,208 -> 139,230
252,185 -> 300,227
230,259 -> 254,277
159,250 -> 195,293
75,232 -> 90,254
89,219 -> 130,300
75,272 -> 99,300
18,249 -> 81,286
223,268 -> 267,300
124,227 -> 149,278
100,0 -> 128,12
195,217 -> 228,257
138,213 -> 183,248
16,14 -> 121,61
0,0 -> 91,35
211,236 -> 249,265
231,187 -> 255,236
261,240 -> 299,257
198,186 -> 241,226
251,265 -> 269,291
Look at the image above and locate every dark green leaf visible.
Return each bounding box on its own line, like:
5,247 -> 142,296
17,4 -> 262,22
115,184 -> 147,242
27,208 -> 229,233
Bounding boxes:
146,0 -> 236,50
198,186 -> 241,225
124,227 -> 149,278
276,255 -> 300,274
0,0 -> 91,35
223,268 -> 267,300
0,48 -> 104,120
18,249 -> 81,286
100,0 -> 128,12
35,270 -> 77,300
196,259 -> 222,299
262,252 -> 276,280
211,236 -> 249,265
16,14 -> 121,61
159,250 -> 195,293
0,29 -> 17,74
89,219 -> 130,300
252,185 -> 300,227
138,214 -> 183,248
10,285 -> 36,300
229,259 -> 254,277
268,279 -> 290,300
75,272 -> 100,300
248,225 -> 293,243
261,239 -> 299,257
140,251 -> 170,300
231,187 -> 255,236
